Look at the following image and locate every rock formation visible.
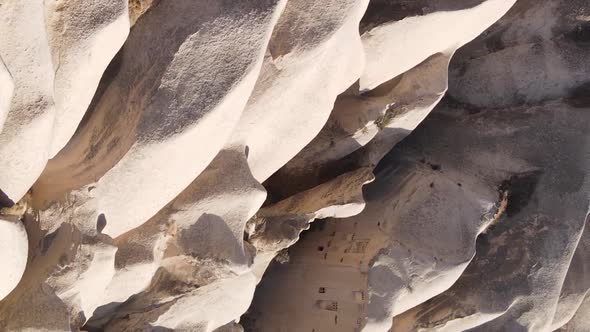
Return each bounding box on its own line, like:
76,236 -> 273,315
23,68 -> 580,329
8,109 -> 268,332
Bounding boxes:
0,0 -> 588,331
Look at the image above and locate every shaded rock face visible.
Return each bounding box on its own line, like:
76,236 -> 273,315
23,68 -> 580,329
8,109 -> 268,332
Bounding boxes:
245,0 -> 590,331
0,0 -> 588,332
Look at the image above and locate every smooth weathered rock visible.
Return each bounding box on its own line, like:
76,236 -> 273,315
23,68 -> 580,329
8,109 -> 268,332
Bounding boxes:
558,292 -> 590,332
247,93 -> 589,332
0,59 -> 14,133
384,3 -> 590,328
391,97 -> 588,331
360,0 -> 516,90
0,0 -> 588,331
45,0 -> 130,156
85,148 -> 265,330
260,167 -> 374,221
448,0 -> 590,109
264,0 -> 516,204
2,1 -> 284,329
228,0 -> 370,183
551,222 -> 590,330
0,0 -> 129,203
103,271 -> 259,332
264,52 -> 451,201
0,216 -> 28,300
0,219 -> 116,331
244,1 -> 589,331
34,0 -> 284,238
245,136 -> 505,331
0,0 -> 56,202
245,167 -> 375,283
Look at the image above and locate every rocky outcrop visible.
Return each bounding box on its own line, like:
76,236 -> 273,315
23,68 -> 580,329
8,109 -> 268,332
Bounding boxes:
0,0 -> 128,202
0,215 -> 28,300
245,0 -> 590,331
0,0 -> 588,331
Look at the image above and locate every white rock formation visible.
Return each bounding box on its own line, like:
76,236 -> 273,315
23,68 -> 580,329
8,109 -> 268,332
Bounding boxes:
0,0 -> 588,331
360,0 -> 516,90
230,0 -> 370,183
34,0 -> 285,238
0,216 -> 28,300
246,1 -> 590,331
0,59 -> 14,133
0,0 -> 128,203
45,0 -> 130,156
0,0 -> 56,202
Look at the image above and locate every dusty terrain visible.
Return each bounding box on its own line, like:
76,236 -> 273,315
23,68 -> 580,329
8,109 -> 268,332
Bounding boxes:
0,0 -> 588,331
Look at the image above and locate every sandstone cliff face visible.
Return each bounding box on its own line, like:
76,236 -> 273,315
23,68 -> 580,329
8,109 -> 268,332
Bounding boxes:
0,0 -> 588,331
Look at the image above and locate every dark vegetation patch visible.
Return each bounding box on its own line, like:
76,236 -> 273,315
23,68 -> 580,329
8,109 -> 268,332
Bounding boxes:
375,104 -> 408,129
499,171 -> 542,217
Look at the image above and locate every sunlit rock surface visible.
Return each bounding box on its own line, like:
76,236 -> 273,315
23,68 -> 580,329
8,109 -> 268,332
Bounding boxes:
0,0 -> 588,331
